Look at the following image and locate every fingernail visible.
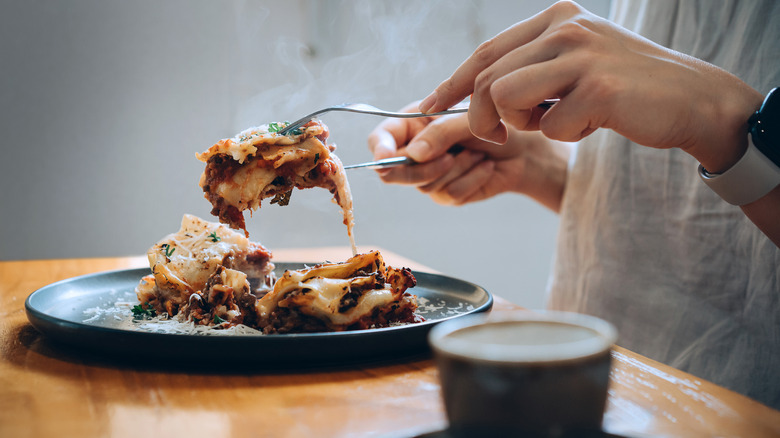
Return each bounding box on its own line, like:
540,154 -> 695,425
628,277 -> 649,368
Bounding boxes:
407,139 -> 432,161
419,91 -> 438,114
482,124 -> 508,145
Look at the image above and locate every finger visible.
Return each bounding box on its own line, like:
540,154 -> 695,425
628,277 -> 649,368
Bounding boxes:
467,86 -> 508,144
435,160 -> 496,206
379,153 -> 455,186
368,101 -> 429,159
468,36 -> 563,141
367,116 -> 415,158
406,114 -> 473,162
367,129 -> 399,160
420,8 -> 555,114
418,150 -> 485,194
537,83 -> 605,142
489,57 -> 579,132
488,54 -> 604,142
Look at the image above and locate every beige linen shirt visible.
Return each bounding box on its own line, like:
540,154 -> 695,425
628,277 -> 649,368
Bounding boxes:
547,0 -> 780,408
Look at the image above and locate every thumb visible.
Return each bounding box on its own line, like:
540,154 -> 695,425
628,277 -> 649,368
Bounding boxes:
406,114 -> 473,162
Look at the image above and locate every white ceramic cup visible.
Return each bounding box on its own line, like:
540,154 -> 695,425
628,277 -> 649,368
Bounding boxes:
428,311 -> 618,437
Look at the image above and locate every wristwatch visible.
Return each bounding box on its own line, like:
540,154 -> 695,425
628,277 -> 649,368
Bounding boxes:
698,87 -> 780,205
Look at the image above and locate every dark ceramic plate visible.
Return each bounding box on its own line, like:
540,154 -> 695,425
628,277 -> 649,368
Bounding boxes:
25,264 -> 492,366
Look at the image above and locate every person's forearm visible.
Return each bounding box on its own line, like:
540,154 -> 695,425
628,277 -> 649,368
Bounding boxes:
513,135 -> 571,213
741,187 -> 780,247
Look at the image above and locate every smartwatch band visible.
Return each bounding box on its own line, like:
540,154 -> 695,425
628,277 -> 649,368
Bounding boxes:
698,135 -> 780,205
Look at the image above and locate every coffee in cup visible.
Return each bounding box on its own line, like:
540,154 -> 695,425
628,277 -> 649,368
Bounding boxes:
428,311 -> 617,437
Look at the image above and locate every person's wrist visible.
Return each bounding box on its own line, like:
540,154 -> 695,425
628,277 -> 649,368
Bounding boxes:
512,136 -> 569,212
696,87 -> 780,206
694,136 -> 748,175
508,131 -> 546,195
685,88 -> 764,173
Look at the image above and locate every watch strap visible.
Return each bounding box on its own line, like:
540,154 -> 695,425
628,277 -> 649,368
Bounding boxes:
698,135 -> 780,206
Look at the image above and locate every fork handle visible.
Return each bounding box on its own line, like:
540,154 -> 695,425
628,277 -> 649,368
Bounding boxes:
279,99 -> 558,135
332,99 -> 558,118
344,145 -> 466,170
343,156 -> 412,170
278,107 -> 468,135
350,107 -> 468,118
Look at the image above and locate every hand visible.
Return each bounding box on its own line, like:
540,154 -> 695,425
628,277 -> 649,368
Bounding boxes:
418,0 -> 763,174
368,102 -> 569,209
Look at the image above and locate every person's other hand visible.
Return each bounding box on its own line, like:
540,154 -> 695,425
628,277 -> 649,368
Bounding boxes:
418,0 -> 763,173
368,102 -> 568,209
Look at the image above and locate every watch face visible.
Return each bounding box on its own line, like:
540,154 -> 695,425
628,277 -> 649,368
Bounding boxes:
751,87 -> 780,167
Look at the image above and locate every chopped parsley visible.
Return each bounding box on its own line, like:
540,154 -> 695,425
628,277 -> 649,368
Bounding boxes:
268,121 -> 304,136
131,303 -> 156,318
161,243 -> 175,258
213,314 -> 226,324
208,231 -> 221,242
314,153 -> 320,164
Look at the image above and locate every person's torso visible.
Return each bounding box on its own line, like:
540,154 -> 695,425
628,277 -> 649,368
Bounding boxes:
547,0 -> 780,408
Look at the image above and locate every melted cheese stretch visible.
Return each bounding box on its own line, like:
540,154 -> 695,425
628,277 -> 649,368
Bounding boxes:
326,153 -> 357,256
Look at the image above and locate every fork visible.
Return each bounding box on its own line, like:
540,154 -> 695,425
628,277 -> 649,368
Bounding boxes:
277,99 -> 559,136
343,156 -> 412,170
344,145 -> 466,170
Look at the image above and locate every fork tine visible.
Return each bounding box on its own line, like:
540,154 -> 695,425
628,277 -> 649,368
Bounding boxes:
277,107 -> 339,136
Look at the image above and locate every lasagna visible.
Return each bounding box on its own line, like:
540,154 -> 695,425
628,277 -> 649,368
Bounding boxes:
135,216 -> 421,333
256,250 -> 420,334
135,214 -> 275,327
197,120 -> 356,254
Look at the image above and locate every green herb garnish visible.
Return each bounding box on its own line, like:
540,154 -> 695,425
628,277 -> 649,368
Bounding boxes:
268,121 -> 303,136
213,314 -> 226,324
131,303 -> 156,318
161,243 -> 175,258
314,153 -> 320,164
208,232 -> 221,242
239,132 -> 258,142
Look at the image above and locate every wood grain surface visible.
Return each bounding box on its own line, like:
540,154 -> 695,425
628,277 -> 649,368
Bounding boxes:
2,248 -> 778,438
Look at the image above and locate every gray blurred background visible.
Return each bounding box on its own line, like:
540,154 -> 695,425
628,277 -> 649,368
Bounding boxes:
0,0 -> 609,307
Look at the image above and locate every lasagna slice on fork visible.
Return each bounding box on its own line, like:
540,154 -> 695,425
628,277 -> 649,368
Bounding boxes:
197,120 -> 356,253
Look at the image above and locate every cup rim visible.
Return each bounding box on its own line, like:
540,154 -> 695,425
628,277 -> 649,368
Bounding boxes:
428,310 -> 618,365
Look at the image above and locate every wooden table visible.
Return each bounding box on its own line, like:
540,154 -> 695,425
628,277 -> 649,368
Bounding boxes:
2,247 -> 779,438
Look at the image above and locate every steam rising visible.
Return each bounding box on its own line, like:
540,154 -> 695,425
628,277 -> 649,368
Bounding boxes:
231,0 -> 481,130
221,1 -> 482,247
